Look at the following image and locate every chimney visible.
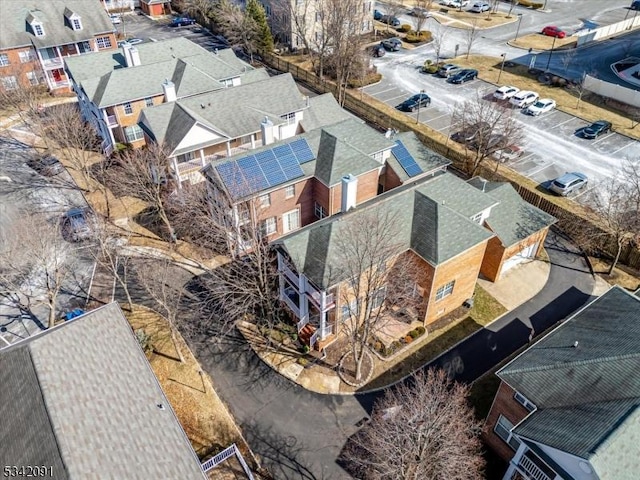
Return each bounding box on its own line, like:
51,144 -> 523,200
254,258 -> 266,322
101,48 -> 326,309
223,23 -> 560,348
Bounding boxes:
162,79 -> 176,103
128,46 -> 141,67
121,43 -> 132,66
261,116 -> 274,146
341,174 -> 358,213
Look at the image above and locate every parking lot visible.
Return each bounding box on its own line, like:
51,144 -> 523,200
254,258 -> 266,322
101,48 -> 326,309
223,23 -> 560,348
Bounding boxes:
364,48 -> 640,197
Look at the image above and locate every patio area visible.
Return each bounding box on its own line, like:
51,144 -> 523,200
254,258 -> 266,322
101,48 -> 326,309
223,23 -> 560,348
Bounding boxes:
376,306 -> 424,348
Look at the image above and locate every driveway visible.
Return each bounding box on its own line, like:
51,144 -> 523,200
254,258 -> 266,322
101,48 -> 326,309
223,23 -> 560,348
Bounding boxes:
187,231 -> 596,479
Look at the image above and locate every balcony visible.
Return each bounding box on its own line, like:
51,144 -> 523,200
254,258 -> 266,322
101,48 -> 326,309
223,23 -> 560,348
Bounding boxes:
307,283 -> 334,310
517,455 -> 552,480
280,261 -> 300,288
50,80 -> 70,89
176,158 -> 205,175
41,57 -> 63,69
106,115 -> 118,127
204,142 -> 253,162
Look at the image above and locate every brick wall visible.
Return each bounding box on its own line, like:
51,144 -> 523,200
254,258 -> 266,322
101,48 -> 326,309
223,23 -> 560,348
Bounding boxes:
481,228 -> 550,282
0,47 -> 41,90
484,381 -> 531,462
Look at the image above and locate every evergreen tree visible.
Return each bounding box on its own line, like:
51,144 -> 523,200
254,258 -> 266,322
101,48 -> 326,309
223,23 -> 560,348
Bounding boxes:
245,0 -> 273,53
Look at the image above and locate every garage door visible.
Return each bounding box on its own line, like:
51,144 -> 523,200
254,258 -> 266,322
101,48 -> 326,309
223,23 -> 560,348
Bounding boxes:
502,242 -> 538,274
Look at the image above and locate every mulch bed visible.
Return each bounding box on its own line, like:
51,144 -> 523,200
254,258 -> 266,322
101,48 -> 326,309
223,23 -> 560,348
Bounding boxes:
338,350 -> 374,386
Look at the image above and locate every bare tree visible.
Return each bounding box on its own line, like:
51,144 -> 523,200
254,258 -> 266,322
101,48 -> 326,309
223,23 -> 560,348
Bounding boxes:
334,209 -> 422,384
213,0 -> 260,62
344,369 -> 485,479
452,93 -> 524,176
464,20 -> 480,59
0,213 -> 79,329
506,0 -> 519,17
384,0 -> 406,31
134,257 -> 187,362
431,25 -> 448,65
410,0 -> 431,33
104,142 -> 177,242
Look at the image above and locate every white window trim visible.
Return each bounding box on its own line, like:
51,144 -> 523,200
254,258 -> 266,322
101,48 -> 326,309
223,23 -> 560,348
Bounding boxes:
124,125 -> 144,142
145,97 -> 154,107
72,18 -> 82,31
33,23 -> 45,37
470,212 -> 483,224
285,184 -> 295,199
0,54 -> 9,67
261,217 -> 276,236
123,102 -> 133,115
282,209 -> 300,233
435,280 -> 455,301
514,392 -> 536,412
96,36 -> 112,49
1,76 -> 19,90
259,193 -> 271,207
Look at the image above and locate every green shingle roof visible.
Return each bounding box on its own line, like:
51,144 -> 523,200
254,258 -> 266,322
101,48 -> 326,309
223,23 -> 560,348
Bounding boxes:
388,132 -> 451,182
0,0 -> 114,50
498,286 -> 640,473
468,179 -> 556,247
276,172 -> 494,288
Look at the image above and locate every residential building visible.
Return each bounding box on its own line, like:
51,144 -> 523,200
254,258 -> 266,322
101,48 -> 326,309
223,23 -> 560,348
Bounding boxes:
65,37 -> 263,153
274,167 -> 555,349
261,0 -> 374,51
0,302 -> 206,479
142,72 -> 336,186
0,0 -> 116,93
140,0 -> 172,16
101,0 -> 137,12
484,286 -> 640,480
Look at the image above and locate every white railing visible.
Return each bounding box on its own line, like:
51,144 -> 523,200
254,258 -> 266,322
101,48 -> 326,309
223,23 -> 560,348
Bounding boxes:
318,324 -> 333,339
41,57 -> 63,68
50,80 -> 70,89
281,262 -> 300,287
204,142 -> 254,162
176,158 -> 205,174
518,455 -> 552,480
282,293 -> 300,317
201,443 -> 254,479
310,329 -> 319,348
106,115 -> 117,127
309,289 -> 334,310
297,316 -> 309,332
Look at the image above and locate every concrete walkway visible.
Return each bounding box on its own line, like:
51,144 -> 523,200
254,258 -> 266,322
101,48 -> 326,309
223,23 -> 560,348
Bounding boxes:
189,231 -> 598,479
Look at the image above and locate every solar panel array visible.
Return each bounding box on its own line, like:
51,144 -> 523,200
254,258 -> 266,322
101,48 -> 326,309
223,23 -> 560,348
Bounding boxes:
215,138 -> 315,198
392,140 -> 423,178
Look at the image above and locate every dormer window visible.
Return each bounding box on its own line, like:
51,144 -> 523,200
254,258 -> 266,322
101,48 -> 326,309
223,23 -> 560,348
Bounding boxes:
72,18 -> 82,30
27,11 -> 46,37
33,22 -> 44,36
64,9 -> 82,31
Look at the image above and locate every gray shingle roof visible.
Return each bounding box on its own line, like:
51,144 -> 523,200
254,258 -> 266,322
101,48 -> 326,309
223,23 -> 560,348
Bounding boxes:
299,93 -> 359,131
276,172 -> 494,288
0,0 -> 114,50
387,132 -> 451,182
468,179 -> 556,247
65,38 -> 261,108
0,303 -> 205,479
145,73 -> 306,155
498,286 -> 640,470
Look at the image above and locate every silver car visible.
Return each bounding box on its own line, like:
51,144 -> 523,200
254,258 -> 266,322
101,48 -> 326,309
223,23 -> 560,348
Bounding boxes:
548,172 -> 588,196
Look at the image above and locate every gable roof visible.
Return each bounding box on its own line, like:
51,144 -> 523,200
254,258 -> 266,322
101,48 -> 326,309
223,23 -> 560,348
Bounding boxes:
299,93 -> 359,131
468,178 -> 556,247
498,286 -> 640,468
65,38 -> 263,108
142,72 -> 304,155
0,303 -> 205,479
0,0 -> 114,50
388,132 -> 452,183
276,172 -> 494,288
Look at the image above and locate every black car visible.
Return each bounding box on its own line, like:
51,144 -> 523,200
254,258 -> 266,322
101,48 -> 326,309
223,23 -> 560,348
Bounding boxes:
582,120 -> 612,139
28,154 -> 64,176
373,9 -> 383,20
381,37 -> 402,51
447,69 -> 478,84
369,44 -> 386,57
380,15 -> 401,26
170,16 -> 196,27
396,93 -> 431,112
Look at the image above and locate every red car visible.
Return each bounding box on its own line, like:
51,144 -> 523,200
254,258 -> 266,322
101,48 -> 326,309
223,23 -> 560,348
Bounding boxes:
542,26 -> 566,38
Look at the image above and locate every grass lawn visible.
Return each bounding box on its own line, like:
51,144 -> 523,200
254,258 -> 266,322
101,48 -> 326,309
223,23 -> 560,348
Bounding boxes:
362,284 -> 506,390
511,33 -> 577,51
589,257 -> 640,291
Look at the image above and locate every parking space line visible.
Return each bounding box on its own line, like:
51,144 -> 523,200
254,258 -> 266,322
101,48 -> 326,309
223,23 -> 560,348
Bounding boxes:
610,142 -> 634,155
526,163 -> 555,177
550,117 -> 578,129
590,132 -> 616,145
509,152 -> 536,166
436,121 -> 459,132
363,86 -> 397,95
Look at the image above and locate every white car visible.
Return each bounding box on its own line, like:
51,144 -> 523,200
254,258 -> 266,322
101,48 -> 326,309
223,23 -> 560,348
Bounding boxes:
493,85 -> 520,100
524,98 -> 556,116
449,0 -> 469,7
470,2 -> 491,12
509,90 -> 539,108
492,145 -> 523,162
109,14 -> 121,25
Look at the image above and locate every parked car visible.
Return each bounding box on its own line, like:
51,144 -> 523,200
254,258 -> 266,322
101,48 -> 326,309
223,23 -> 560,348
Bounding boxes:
447,68 -> 478,84
541,26 -> 566,38
582,120 -> 612,139
118,38 -> 143,47
28,154 -> 64,176
109,14 -> 121,25
524,98 -> 556,116
470,2 -> 491,12
492,145 -> 523,162
509,90 -> 539,108
410,7 -> 431,17
380,15 -> 401,27
493,85 -> 520,100
369,43 -> 386,57
396,93 -> 432,112
62,208 -> 93,242
548,172 -> 588,196
373,9 -> 383,20
381,37 -> 402,51
449,0 -> 470,8
451,122 -> 491,144
632,1 -> 640,11
437,63 -> 462,78
170,16 -> 196,27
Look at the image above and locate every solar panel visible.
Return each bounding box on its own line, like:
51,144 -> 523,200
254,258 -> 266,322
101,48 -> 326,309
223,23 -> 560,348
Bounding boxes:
215,161 -> 249,198
392,140 -> 423,178
289,138 -> 315,163
237,155 -> 269,191
257,150 -> 287,187
272,144 -> 293,158
278,153 -> 304,179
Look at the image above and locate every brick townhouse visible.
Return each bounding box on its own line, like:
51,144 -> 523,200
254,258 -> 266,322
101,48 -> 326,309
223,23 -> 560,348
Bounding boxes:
483,286 -> 640,480
65,37 -> 262,154
0,0 -> 116,93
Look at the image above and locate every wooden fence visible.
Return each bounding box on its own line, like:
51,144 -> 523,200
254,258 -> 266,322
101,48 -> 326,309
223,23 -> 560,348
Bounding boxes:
262,53 -> 640,272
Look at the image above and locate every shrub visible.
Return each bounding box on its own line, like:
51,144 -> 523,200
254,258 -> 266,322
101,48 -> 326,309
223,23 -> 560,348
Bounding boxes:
422,59 -> 439,73
290,333 -> 298,342
409,329 -> 420,339
398,23 -> 412,33
374,341 -> 383,352
135,329 -> 153,353
416,326 -> 426,336
405,335 -> 414,344
300,344 -> 310,354
405,31 -> 432,44
348,73 -> 382,88
392,340 -> 402,351
518,0 -> 544,8
297,357 -> 308,367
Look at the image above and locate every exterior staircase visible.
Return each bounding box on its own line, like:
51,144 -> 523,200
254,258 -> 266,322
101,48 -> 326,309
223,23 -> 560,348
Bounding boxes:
299,324 -> 317,346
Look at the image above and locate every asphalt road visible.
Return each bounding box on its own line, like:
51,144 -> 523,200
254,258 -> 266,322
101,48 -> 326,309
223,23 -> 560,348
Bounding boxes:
181,231 -> 596,479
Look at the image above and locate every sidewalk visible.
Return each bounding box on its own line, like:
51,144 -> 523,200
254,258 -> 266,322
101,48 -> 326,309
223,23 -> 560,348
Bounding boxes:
239,255 -> 552,395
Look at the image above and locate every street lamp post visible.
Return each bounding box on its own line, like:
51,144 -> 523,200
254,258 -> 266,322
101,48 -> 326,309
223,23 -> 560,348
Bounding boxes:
514,14 -> 524,41
416,89 -> 426,124
545,35 -> 557,71
497,53 -> 506,84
